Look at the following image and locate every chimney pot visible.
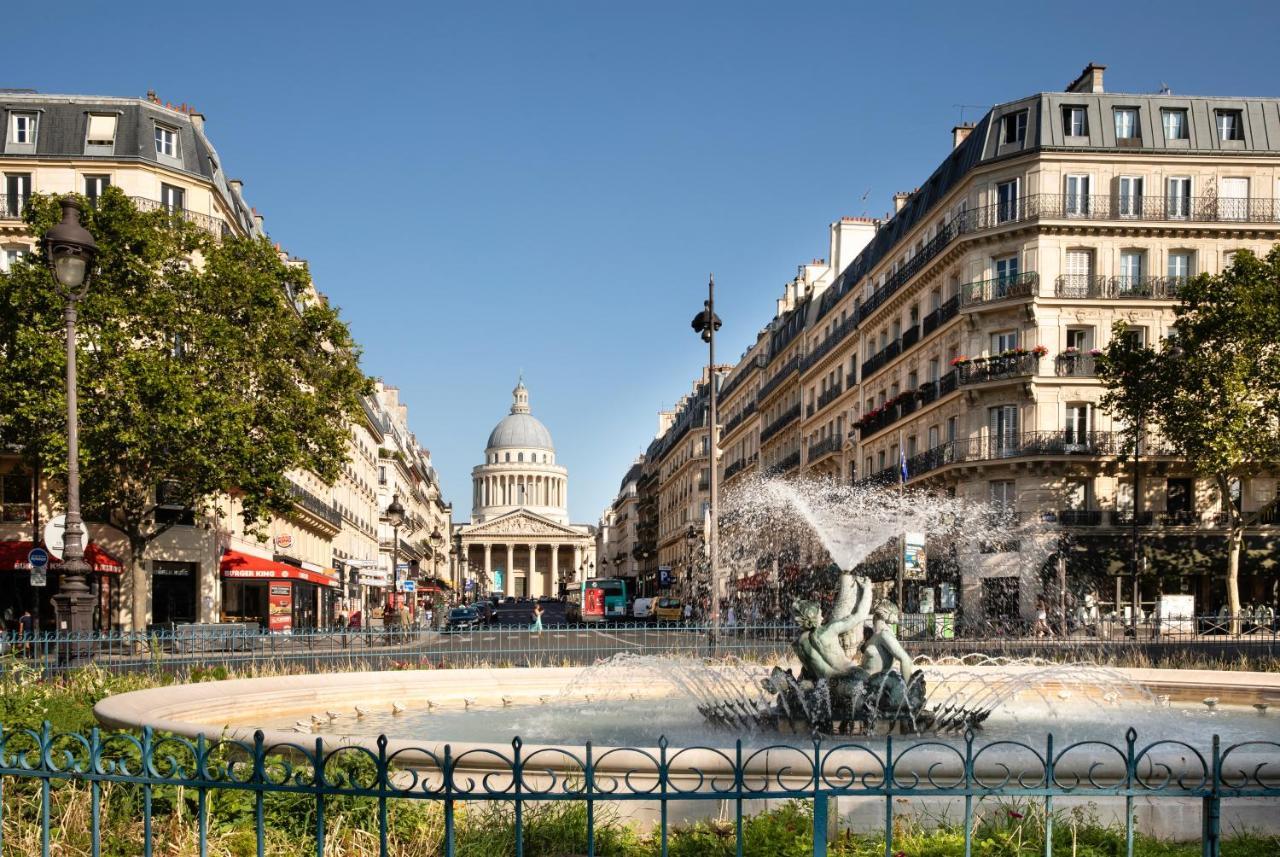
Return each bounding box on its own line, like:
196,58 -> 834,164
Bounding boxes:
892,191 -> 911,213
1066,62 -> 1106,94
952,122 -> 975,149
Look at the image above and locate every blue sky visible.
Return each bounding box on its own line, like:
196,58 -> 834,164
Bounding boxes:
11,1 -> 1279,523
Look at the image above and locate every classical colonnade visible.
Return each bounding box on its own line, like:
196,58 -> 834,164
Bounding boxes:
474,474 -> 565,509
464,541 -> 582,598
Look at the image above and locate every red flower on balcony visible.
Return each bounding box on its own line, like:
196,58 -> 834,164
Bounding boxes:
950,355 -> 970,367
1031,344 -> 1049,357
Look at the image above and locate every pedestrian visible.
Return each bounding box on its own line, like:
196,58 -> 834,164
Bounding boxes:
531,602 -> 544,635
17,608 -> 34,657
683,601 -> 692,624
1033,598 -> 1053,638
726,603 -> 737,636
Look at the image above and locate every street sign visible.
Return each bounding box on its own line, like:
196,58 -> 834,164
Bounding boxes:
465,580 -> 475,590
399,580 -> 416,593
658,566 -> 673,588
27,547 -> 49,569
43,515 -> 67,561
30,569 -> 46,587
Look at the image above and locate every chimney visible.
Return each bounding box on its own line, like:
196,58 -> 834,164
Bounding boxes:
1066,63 -> 1106,94
829,217 -> 877,274
892,191 -> 911,213
253,211 -> 265,233
188,111 -> 205,131
228,179 -> 243,196
952,122 -> 975,149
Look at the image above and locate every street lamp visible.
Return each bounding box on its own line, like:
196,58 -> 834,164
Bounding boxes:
385,493 -> 405,625
45,197 -> 97,652
690,274 -> 722,648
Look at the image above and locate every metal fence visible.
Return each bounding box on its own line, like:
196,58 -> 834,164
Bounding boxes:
0,721 -> 1275,856
5,616 -> 1278,677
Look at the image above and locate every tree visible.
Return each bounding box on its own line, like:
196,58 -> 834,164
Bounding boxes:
0,189 -> 369,631
1097,247 -> 1280,625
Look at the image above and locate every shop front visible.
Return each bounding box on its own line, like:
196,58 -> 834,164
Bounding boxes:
0,540 -> 122,633
219,550 -> 338,633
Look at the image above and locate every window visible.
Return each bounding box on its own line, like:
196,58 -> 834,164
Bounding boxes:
928,358 -> 940,383
1161,109 -> 1188,140
9,113 -> 36,145
994,255 -> 1019,292
159,183 -> 185,212
1165,176 -> 1191,219
1064,404 -> 1090,446
154,124 -> 178,158
1118,251 -> 1145,291
1216,110 -> 1243,141
0,468 -> 33,523
1065,174 -> 1090,216
1002,110 -> 1027,144
1062,249 -> 1094,296
85,114 -> 117,147
0,247 -> 25,272
1066,328 -> 1091,351
996,179 -> 1020,223
1166,478 -> 1194,515
1063,106 -> 1088,136
1219,177 -> 1249,221
4,173 -> 31,218
946,416 -> 957,442
1065,479 -> 1090,511
877,451 -> 886,471
991,330 -> 1019,354
928,426 -> 940,449
1117,176 -> 1144,218
990,480 -> 1017,512
84,174 -> 111,204
1167,251 -> 1194,282
989,405 -> 1019,457
1114,108 -> 1139,140
1118,325 -> 1147,347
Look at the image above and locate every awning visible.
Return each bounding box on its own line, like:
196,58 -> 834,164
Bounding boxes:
220,550 -> 337,587
733,572 -> 770,591
0,540 -> 123,574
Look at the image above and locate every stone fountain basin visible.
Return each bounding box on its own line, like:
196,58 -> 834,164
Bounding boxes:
94,666 -> 1280,793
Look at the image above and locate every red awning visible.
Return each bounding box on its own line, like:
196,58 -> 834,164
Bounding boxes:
0,540 -> 123,574
733,572 -> 770,591
220,550 -> 337,587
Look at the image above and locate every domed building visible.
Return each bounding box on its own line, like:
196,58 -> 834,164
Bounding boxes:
455,381 -> 596,598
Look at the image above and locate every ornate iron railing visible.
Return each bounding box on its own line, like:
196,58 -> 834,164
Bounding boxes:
1054,274 -> 1184,300
0,720 -> 1275,856
959,271 -> 1040,307
815,382 -> 843,411
759,403 -> 802,444
763,449 -> 801,475
806,435 -> 842,463
956,352 -> 1040,386
757,357 -> 800,402
921,295 -> 960,335
722,399 -> 756,437
1054,352 -> 1098,376
288,480 -> 343,528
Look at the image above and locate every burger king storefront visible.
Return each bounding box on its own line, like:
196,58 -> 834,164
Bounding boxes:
219,550 -> 338,633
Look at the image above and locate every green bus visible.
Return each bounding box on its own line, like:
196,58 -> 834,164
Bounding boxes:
566,578 -> 629,623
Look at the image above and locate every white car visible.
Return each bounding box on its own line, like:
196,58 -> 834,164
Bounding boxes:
631,597 -> 655,620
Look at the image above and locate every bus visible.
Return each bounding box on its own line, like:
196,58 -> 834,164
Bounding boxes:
566,578 -> 629,623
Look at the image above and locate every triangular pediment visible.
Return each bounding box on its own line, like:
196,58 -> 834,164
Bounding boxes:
462,510 -> 584,539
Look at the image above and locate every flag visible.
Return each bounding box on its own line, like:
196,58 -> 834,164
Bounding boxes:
899,448 -> 908,483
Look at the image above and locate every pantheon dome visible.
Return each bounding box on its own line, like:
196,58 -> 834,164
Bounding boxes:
471,380 -> 569,525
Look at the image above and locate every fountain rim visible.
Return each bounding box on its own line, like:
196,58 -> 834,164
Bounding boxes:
93,665 -> 1280,784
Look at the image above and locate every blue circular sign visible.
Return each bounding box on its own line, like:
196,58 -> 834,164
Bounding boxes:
27,547 -> 49,569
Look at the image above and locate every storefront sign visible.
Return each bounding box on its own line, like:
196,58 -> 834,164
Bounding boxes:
268,584 -> 292,633
358,572 -> 390,587
275,533 -> 293,549
222,566 -> 335,587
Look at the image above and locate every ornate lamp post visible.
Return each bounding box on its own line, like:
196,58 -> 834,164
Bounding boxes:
45,197 -> 98,655
691,275 -> 722,647
385,493 -> 405,626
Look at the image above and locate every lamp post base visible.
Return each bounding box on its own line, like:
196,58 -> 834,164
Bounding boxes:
50,589 -> 95,666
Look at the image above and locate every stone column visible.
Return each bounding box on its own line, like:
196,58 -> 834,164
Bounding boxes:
528,543 -> 538,597
550,544 -> 559,596
506,544 -> 515,597
573,544 -> 581,582
483,543 -> 492,594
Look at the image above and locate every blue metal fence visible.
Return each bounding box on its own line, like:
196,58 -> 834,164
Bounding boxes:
5,617 -> 1277,677
0,722 -> 1275,856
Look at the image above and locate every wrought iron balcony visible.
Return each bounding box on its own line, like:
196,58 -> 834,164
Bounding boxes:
722,400 -> 757,437
921,295 -> 960,336
764,450 -> 801,476
816,382 -> 843,411
801,315 -> 858,372
757,357 -> 800,402
1054,274 -> 1184,300
956,352 -> 1040,386
288,480 -> 342,528
902,430 -> 1120,481
807,435 -> 843,463
759,403 -> 802,444
1054,352 -> 1098,376
960,272 -> 1040,307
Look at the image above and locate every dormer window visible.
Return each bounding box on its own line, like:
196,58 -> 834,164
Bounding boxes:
85,114 -> 117,148
1002,110 -> 1027,144
154,124 -> 179,158
1114,108 -> 1140,141
1216,110 -> 1244,141
1063,106 -> 1088,136
10,113 -> 36,145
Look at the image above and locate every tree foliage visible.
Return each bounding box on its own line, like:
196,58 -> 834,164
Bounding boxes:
0,189 -> 370,627
1097,246 -> 1280,617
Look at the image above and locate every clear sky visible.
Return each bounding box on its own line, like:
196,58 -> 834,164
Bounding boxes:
10,0 -> 1279,524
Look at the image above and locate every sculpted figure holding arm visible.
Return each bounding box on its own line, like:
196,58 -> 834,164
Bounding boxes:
791,571 -> 871,680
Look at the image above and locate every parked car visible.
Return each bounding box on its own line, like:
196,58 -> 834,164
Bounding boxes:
655,597 -> 683,623
471,602 -> 493,623
632,597 -> 655,620
446,607 -> 480,632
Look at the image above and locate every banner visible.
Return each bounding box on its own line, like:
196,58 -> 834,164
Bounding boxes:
903,533 -> 926,581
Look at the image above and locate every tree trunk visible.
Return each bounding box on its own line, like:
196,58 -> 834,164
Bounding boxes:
1215,473 -> 1243,634
129,534 -> 149,635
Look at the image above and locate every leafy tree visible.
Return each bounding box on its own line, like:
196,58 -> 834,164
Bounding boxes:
0,189 -> 369,630
1098,247 -> 1280,624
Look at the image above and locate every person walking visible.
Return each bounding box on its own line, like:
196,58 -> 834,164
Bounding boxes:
531,603 -> 544,635
17,609 -> 35,657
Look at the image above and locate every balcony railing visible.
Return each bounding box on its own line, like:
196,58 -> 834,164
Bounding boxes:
956,352 -> 1040,386
759,403 -> 802,444
960,272 -> 1040,307
901,430 -> 1119,481
1054,274 -> 1184,300
288,481 -> 342,528
757,357 -> 800,402
764,450 -> 801,476
860,338 -> 901,379
723,453 -> 758,483
816,383 -> 843,411
722,400 -> 757,437
921,295 -> 960,336
1054,352 -> 1098,376
807,435 -> 842,463
801,314 -> 858,372
854,370 -> 960,441
1,193 -> 230,236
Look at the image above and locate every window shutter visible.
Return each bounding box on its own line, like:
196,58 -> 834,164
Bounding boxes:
87,114 -> 117,144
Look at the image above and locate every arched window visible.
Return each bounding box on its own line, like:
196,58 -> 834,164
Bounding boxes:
505,452 -> 510,462
518,452 -> 524,462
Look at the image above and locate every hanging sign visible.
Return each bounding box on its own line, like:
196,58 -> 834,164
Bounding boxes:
902,533 -> 926,581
